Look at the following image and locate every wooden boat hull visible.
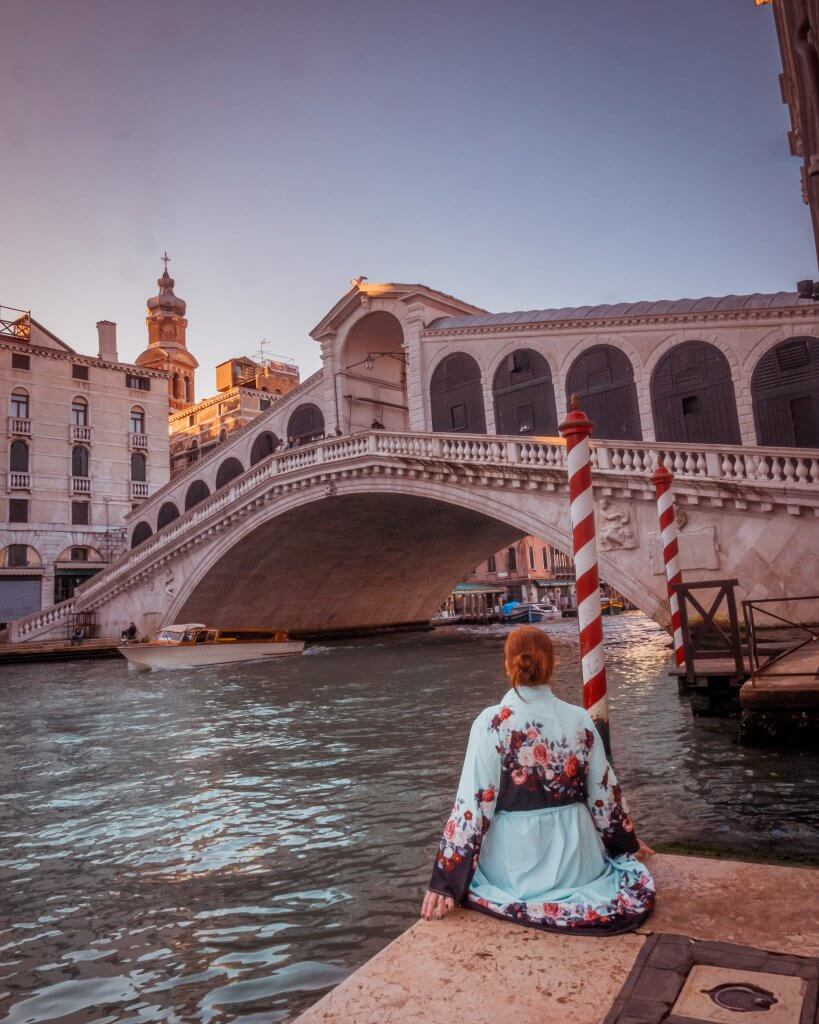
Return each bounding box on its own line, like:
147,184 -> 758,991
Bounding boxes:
119,640 -> 305,672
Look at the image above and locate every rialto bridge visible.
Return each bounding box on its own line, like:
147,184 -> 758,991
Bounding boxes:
9,280 -> 819,641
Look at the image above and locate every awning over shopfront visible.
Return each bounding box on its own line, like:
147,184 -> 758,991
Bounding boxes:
453,582 -> 507,595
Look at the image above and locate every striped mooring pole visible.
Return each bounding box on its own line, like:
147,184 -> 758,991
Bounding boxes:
559,394 -> 611,759
652,463 -> 685,667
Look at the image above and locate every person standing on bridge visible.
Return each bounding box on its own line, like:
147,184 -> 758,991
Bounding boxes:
422,626 -> 654,933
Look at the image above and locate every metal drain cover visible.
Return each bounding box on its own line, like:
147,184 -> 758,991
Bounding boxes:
672,966 -> 807,1024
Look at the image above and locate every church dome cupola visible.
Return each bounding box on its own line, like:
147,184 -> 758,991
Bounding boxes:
135,251 -> 198,411
147,267 -> 187,317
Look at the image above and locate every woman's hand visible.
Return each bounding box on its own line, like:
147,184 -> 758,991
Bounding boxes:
635,839 -> 655,862
421,890 -> 455,920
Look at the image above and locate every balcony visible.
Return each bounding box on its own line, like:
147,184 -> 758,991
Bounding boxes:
130,481 -> 149,499
71,476 -> 91,494
8,416 -> 31,436
71,425 -> 91,442
8,471 -> 30,490
128,432 -> 148,450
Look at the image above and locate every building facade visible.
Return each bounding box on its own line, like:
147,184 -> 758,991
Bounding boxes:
0,309 -> 169,627
169,356 -> 300,476
465,537 -> 575,606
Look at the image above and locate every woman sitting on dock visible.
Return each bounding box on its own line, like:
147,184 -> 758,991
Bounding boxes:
422,626 -> 655,934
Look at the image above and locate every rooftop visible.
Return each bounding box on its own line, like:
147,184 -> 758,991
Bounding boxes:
426,291 -> 806,330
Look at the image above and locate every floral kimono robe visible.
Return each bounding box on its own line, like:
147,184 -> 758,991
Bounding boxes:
428,685 -> 655,934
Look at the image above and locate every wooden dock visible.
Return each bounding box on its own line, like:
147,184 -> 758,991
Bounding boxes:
739,637 -> 819,744
0,637 -> 121,665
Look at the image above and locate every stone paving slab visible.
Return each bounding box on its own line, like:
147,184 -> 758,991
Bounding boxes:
295,854 -> 819,1024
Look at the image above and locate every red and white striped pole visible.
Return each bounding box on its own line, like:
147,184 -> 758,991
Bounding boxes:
652,463 -> 685,667
559,395 -> 611,759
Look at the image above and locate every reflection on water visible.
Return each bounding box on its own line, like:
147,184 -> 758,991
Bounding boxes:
1,614 -> 817,1022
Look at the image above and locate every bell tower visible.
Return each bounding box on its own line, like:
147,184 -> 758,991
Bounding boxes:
136,253 -> 199,410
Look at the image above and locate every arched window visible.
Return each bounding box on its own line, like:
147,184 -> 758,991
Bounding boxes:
184,376 -> 192,403
215,456 -> 243,489
219,427 -> 228,443
71,445 -> 90,478
10,388 -> 29,419
430,353 -> 487,433
250,431 -> 280,465
130,452 -> 147,482
566,345 -> 642,441
131,521 -> 153,548
157,501 -> 180,529
71,397 -> 89,426
528,545 -> 535,569
9,439 -> 29,473
172,372 -> 180,399
187,439 -> 199,465
184,479 -> 210,510
752,337 -> 819,448
287,403 -> 325,443
507,546 -> 518,572
492,349 -> 557,436
130,405 -> 145,433
651,341 -> 740,444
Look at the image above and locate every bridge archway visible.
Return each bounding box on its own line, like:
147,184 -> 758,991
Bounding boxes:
651,341 -> 741,444
430,353 -> 487,434
157,502 -> 180,530
341,311 -> 407,432
131,521 -> 152,548
492,348 -> 558,436
184,479 -> 211,511
288,403 -> 324,443
751,336 -> 819,448
250,431 -> 280,465
566,345 -> 641,441
215,456 -> 244,490
167,477 -> 664,636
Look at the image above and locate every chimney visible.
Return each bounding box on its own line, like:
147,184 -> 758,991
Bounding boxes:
97,320 -> 118,362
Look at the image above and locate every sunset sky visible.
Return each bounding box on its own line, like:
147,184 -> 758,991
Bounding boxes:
0,0 -> 811,382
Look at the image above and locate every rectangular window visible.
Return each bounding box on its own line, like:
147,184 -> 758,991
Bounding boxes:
11,353 -> 30,371
71,501 -> 90,525
9,498 -> 29,523
529,545 -> 535,569
72,364 -> 89,381
516,403 -> 534,433
125,374 -> 150,391
682,395 -> 699,417
188,414 -> 195,426
71,546 -> 89,561
487,554 -> 496,573
7,544 -> 28,567
543,548 -> 549,570
450,404 -> 466,431
259,398 -> 271,411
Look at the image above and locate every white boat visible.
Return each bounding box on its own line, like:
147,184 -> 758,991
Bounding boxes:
118,623 -> 305,671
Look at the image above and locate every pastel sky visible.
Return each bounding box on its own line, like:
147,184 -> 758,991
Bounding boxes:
0,0 -> 811,384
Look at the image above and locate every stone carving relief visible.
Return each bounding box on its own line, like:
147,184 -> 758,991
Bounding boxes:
674,506 -> 687,532
597,500 -> 638,551
164,570 -> 176,597
325,482 -> 337,497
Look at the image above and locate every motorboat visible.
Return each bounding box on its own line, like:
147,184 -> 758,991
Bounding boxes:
503,602 -> 546,624
118,624 -> 305,671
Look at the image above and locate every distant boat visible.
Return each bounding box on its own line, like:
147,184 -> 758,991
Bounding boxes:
601,599 -> 624,616
118,624 -> 304,671
504,603 -> 546,624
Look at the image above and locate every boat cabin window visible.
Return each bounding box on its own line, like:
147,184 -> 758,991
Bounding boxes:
182,629 -> 199,642
155,629 -> 183,642
195,631 -> 208,644
206,630 -> 218,641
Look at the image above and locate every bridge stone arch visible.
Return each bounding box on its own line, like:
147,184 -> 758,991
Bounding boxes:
157,501 -> 180,530
565,344 -> 643,441
287,403 -> 325,443
491,346 -> 559,436
558,334 -> 648,439
249,431 -> 280,465
429,351 -> 488,434
650,340 -> 741,445
425,343 -> 495,432
184,479 -> 211,511
751,335 -> 819,448
165,472 -> 665,636
131,521 -> 152,548
339,310 -> 407,432
215,456 -> 244,490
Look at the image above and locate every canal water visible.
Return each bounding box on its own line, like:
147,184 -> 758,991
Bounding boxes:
1,614 -> 817,1024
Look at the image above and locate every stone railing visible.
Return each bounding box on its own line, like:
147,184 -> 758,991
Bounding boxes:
71,425 -> 91,442
7,471 -> 30,490
128,432 -> 149,450
8,416 -> 31,436
15,599 -> 76,640
10,429 -> 819,641
71,476 -> 91,494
